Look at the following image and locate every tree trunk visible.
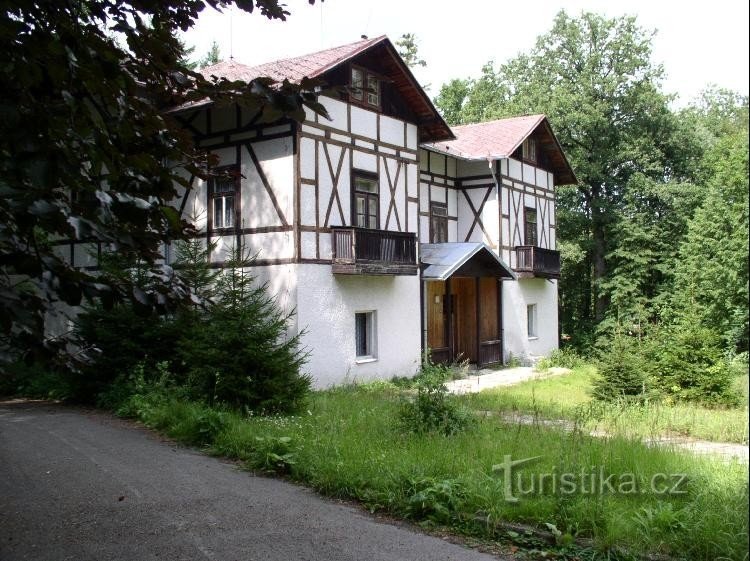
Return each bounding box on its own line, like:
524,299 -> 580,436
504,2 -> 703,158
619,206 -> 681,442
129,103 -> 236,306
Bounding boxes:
592,207 -> 608,323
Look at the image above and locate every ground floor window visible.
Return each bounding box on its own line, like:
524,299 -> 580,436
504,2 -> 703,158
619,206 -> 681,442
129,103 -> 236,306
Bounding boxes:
355,311 -> 376,359
527,304 -> 538,338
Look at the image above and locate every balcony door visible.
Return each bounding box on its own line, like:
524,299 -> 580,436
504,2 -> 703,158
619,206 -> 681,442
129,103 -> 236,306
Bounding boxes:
353,173 -> 379,229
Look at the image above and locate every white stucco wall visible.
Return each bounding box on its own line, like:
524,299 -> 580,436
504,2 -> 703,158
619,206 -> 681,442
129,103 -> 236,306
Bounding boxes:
295,264 -> 421,388
502,278 -> 559,364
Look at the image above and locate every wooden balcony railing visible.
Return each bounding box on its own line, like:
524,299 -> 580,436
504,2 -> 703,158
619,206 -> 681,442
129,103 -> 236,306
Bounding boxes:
514,246 -> 561,279
331,227 -> 418,275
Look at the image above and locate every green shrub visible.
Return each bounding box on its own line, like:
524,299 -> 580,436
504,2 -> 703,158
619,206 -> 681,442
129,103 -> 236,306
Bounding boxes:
649,322 -> 740,406
176,245 -> 310,413
72,302 -> 182,402
247,435 -> 297,474
403,477 -> 467,525
592,330 -> 649,402
397,355 -> 473,436
1,362 -> 74,400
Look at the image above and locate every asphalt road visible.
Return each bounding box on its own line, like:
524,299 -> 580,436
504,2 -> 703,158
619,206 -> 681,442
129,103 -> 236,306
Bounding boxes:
0,401 -> 501,561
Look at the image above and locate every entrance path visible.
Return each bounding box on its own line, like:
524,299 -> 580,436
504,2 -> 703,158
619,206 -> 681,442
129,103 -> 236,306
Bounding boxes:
445,366 -> 570,395
0,401 -> 503,561
446,368 -> 749,464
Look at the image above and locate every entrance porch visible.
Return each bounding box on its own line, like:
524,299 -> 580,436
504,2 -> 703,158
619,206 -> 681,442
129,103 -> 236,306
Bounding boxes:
420,243 -> 516,368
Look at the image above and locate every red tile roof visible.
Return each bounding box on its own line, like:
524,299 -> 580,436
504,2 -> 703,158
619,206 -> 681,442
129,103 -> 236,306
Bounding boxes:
200,35 -> 388,83
425,115 -> 546,160
192,35 -> 453,142
424,115 -> 577,184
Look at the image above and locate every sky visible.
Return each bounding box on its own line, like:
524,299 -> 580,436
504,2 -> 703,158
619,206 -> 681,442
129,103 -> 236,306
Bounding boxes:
184,0 -> 749,107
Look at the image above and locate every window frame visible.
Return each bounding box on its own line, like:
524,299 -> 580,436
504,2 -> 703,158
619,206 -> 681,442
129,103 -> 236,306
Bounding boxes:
351,170 -> 380,230
430,202 -> 449,243
524,206 -> 538,246
527,304 -> 538,339
208,165 -> 240,233
522,137 -> 538,163
350,65 -> 382,109
355,311 -> 377,360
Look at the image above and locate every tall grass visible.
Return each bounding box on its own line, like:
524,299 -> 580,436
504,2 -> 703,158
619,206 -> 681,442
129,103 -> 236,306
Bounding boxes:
125,386 -> 749,560
466,367 -> 750,443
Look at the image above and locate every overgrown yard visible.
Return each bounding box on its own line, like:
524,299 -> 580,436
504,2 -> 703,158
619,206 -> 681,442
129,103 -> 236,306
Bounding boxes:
465,366 -> 750,444
124,383 -> 749,561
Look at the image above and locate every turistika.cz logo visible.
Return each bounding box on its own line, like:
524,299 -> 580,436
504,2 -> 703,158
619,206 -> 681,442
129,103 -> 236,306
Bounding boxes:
492,455 -> 689,503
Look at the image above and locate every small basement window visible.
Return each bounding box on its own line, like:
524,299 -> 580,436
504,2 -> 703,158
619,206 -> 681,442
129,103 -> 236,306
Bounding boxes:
527,304 -> 538,338
355,311 -> 376,359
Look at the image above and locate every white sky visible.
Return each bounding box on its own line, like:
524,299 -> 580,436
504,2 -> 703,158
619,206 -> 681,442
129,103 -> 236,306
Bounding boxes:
185,0 -> 749,107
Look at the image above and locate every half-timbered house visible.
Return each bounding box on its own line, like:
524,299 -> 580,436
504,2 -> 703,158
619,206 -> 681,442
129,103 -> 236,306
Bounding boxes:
66,35 -> 576,387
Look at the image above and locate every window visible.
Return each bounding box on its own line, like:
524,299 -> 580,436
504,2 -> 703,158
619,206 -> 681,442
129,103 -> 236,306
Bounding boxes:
527,304 -> 538,338
524,207 -> 537,246
351,68 -> 364,101
353,173 -> 379,229
366,75 -> 380,106
355,311 -> 376,359
430,202 -> 448,243
350,66 -> 380,108
522,137 -> 537,163
209,167 -> 239,230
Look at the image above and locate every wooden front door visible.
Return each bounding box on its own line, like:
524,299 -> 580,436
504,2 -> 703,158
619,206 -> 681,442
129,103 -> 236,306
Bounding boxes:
424,277 -> 503,366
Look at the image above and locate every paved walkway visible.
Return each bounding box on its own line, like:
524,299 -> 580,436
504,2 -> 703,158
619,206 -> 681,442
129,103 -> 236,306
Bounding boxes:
446,368 -> 749,464
445,366 -> 570,395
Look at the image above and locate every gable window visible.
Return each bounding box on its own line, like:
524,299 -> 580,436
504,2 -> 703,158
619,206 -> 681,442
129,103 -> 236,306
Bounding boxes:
353,172 -> 379,229
524,207 -> 538,246
527,304 -> 538,338
350,66 -> 380,108
522,137 -> 537,163
355,311 -> 376,359
209,167 -> 239,231
430,202 -> 448,243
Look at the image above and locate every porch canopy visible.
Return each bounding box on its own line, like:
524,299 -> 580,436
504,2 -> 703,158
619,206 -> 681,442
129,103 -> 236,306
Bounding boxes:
420,243 -> 516,281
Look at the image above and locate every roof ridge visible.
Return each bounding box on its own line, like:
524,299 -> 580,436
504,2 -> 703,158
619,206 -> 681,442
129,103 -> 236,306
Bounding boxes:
244,35 -> 387,75
452,114 -> 546,129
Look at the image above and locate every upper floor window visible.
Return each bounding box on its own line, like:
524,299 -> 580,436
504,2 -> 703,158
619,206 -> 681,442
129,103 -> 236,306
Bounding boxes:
524,207 -> 538,246
209,166 -> 239,230
522,137 -> 537,163
351,67 -> 380,108
430,202 -> 448,243
353,172 -> 379,229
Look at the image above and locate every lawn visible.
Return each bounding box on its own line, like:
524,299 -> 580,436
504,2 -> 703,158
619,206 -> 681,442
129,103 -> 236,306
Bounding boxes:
464,366 -> 750,444
127,385 -> 749,560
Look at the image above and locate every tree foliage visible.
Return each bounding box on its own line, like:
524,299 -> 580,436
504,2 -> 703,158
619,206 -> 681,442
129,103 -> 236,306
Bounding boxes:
0,0 -> 323,368
200,40 -> 223,68
434,11 -> 747,354
396,33 -> 427,69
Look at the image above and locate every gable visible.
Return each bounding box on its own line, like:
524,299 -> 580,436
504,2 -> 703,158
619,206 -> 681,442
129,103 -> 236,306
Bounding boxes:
198,36 -> 454,144
424,115 -> 577,185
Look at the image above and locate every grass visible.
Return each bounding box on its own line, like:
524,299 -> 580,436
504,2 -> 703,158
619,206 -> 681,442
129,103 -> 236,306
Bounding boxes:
464,366 -> 750,444
123,385 -> 749,560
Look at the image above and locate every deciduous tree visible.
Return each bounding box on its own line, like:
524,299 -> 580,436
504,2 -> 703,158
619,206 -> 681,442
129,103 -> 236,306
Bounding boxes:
0,0 -> 324,367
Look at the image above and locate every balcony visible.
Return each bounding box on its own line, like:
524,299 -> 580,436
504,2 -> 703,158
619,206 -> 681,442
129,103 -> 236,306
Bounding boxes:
514,246 -> 561,279
331,227 -> 418,275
